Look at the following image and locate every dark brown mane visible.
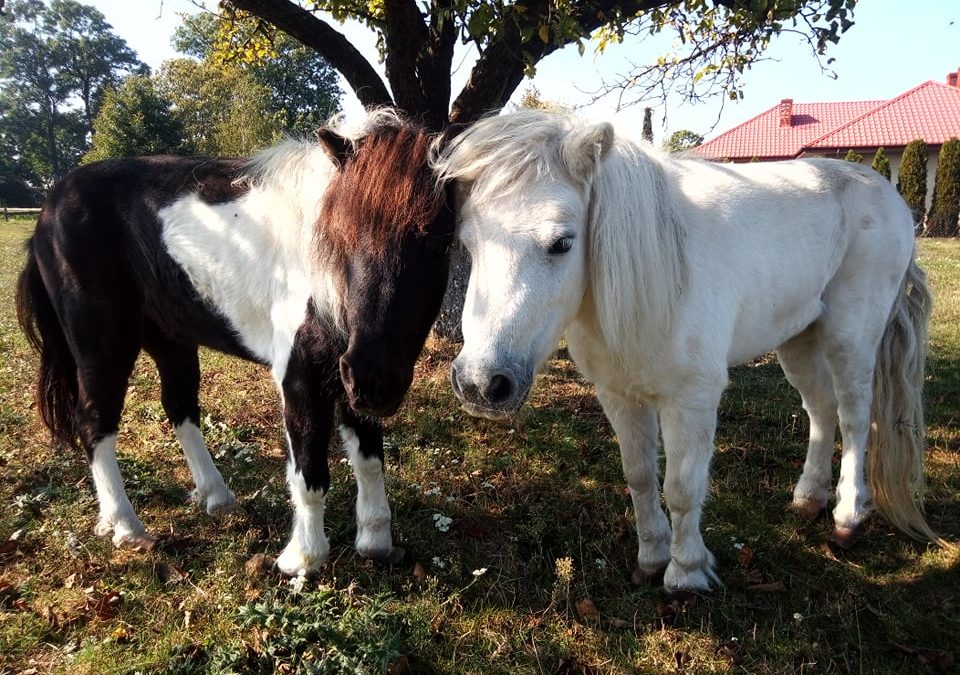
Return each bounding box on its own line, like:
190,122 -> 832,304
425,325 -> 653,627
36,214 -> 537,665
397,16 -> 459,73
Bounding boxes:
319,119 -> 444,260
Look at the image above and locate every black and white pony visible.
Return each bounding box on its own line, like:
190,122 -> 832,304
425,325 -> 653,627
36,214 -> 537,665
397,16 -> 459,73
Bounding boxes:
16,111 -> 455,575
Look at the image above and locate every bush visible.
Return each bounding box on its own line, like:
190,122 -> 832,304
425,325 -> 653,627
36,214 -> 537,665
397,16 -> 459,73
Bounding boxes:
871,147 -> 891,180
926,137 -> 960,237
844,149 -> 863,163
897,139 -> 928,229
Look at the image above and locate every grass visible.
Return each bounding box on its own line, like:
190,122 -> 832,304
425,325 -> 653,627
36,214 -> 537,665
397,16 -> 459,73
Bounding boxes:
1,214 -> 958,674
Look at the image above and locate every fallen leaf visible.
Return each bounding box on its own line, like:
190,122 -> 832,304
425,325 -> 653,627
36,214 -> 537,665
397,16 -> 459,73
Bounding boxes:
387,655 -> 412,675
608,617 -> 632,629
64,573 -> 77,589
111,625 -> 131,643
575,597 -> 600,623
156,562 -> 187,585
412,562 -> 427,583
744,568 -> 765,585
86,590 -> 123,620
244,553 -> 273,580
737,546 -> 755,568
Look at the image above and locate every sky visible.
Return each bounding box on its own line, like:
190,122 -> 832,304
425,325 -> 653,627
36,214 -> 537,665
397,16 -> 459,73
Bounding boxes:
88,0 -> 959,143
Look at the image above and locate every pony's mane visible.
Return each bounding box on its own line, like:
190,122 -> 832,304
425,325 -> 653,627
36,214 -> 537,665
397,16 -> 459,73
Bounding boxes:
319,111 -> 445,261
435,109 -> 686,354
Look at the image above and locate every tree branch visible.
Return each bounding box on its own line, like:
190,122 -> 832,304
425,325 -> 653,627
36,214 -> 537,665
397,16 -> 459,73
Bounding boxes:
225,0 -> 393,108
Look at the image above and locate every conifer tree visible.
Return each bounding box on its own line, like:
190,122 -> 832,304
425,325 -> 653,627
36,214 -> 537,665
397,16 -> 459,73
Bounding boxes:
897,139 -> 928,229
871,147 -> 891,180
926,138 -> 960,237
642,107 -> 653,144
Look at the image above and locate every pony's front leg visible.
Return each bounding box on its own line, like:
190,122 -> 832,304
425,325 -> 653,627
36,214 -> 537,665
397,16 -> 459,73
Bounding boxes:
339,405 -> 403,564
659,395 -> 723,592
275,363 -> 335,576
596,388 -> 671,582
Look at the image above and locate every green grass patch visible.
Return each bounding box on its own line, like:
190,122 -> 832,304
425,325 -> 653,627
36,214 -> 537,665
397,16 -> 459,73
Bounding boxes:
0,215 -> 957,673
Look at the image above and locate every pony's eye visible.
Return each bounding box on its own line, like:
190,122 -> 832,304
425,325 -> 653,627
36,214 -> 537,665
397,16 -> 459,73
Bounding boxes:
548,236 -> 573,256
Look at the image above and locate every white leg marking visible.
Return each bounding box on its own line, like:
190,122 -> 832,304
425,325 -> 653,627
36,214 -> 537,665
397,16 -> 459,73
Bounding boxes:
174,420 -> 237,516
341,426 -> 395,560
276,452 -> 330,576
90,434 -> 152,548
833,390 -> 874,533
660,401 -> 721,592
596,389 -> 671,579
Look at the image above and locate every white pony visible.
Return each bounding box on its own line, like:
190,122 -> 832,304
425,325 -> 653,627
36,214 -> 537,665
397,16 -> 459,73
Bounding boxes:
434,109 -> 949,592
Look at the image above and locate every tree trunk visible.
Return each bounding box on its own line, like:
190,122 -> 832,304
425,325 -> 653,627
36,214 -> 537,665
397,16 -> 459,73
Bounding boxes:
433,244 -> 468,340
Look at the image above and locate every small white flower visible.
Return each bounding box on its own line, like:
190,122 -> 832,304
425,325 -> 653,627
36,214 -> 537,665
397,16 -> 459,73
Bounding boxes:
793,612 -> 803,621
425,486 -> 442,497
432,513 -> 452,532
445,496 -> 456,503
472,567 -> 488,577
594,558 -> 607,569
409,483 -> 420,490
431,556 -> 446,569
480,481 -> 494,489
288,570 -> 307,594
733,542 -> 744,550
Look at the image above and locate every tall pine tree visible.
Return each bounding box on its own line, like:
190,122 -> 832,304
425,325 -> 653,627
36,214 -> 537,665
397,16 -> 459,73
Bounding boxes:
897,139 -> 927,229
926,138 -> 960,237
642,107 -> 653,144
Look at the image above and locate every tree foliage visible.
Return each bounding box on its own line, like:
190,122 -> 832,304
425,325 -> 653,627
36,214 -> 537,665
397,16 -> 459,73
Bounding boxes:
871,147 -> 890,180
518,84 -> 565,112
173,12 -> 341,136
157,59 -> 281,157
664,129 -> 703,153
84,75 -> 187,162
926,138 -> 960,237
0,0 -> 145,185
897,139 -> 928,229
222,0 -> 857,130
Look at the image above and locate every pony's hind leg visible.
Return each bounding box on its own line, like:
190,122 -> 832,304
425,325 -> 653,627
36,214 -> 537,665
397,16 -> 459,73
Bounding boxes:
144,330 -> 237,516
66,312 -> 151,548
596,388 -> 671,583
777,327 -> 838,521
339,404 -> 402,564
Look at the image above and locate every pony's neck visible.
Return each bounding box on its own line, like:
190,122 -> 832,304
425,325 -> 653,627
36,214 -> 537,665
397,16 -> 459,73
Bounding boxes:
585,137 -> 686,357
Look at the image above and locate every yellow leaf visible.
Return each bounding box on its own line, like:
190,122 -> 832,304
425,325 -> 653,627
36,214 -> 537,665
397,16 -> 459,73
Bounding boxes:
538,24 -> 549,43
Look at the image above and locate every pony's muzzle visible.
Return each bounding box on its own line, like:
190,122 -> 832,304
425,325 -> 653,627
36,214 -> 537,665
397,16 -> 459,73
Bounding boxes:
339,354 -> 408,417
450,359 -> 520,419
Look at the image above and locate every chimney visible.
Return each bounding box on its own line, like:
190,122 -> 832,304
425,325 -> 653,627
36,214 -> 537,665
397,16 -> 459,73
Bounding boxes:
779,98 -> 794,127
948,69 -> 960,87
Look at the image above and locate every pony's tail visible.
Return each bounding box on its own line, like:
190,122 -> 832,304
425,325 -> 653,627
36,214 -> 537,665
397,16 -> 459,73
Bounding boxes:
868,257 -> 952,548
16,240 -> 81,452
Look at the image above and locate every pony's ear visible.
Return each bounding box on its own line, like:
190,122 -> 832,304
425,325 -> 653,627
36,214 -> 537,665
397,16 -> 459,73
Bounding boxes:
560,122 -> 614,184
316,127 -> 354,169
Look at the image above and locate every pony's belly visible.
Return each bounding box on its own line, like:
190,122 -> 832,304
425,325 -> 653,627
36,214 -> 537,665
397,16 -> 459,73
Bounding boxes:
727,299 -> 825,366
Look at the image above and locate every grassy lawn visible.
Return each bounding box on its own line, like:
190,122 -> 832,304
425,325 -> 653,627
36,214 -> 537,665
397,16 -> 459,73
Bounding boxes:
1,214 -> 957,674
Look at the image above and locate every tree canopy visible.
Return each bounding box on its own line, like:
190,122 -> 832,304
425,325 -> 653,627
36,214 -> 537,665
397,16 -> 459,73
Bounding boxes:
0,0 -> 145,186
221,0 -> 857,130
173,12 -> 341,137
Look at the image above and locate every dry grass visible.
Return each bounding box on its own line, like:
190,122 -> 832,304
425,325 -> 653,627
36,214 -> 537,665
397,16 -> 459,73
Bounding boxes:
1,215 -> 958,674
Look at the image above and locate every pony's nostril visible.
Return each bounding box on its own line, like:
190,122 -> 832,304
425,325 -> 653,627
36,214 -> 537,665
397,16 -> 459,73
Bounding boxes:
339,356 -> 356,394
483,373 -> 514,404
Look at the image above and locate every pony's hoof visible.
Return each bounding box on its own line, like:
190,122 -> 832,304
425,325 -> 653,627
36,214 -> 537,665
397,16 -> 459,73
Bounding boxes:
276,545 -> 328,577
829,526 -> 860,550
631,564 -> 666,586
205,492 -> 239,517
662,556 -> 720,594
113,531 -> 156,551
789,497 -> 826,522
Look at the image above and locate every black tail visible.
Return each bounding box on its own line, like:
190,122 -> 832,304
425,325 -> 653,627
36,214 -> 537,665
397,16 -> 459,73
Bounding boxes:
16,240 -> 81,451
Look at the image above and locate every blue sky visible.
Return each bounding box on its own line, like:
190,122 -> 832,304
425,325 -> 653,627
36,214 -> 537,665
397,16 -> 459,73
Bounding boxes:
90,0 -> 959,143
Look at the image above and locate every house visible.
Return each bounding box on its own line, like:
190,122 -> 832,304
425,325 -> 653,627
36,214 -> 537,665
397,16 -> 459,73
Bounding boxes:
694,69 -> 960,210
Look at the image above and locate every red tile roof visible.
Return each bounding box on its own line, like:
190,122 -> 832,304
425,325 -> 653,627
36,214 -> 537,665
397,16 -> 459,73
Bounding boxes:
806,81 -> 960,150
694,79 -> 960,160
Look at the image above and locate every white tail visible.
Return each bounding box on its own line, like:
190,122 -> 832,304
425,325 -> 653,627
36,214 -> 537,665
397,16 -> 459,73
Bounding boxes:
868,257 -> 952,548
